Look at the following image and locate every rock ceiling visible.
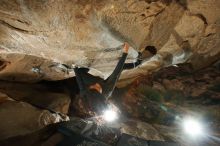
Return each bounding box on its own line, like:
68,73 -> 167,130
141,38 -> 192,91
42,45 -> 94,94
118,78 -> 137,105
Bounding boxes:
0,0 -> 219,84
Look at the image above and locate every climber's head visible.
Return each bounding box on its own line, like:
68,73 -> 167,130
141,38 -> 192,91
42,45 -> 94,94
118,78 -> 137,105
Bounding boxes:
145,46 -> 157,55
89,83 -> 102,93
139,46 -> 157,60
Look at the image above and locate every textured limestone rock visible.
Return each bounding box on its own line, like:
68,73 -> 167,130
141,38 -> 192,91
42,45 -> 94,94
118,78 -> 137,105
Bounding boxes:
0,100 -> 66,140
112,63 -> 220,146
0,0 -> 219,84
154,124 -> 220,146
0,91 -> 12,103
116,62 -> 220,120
120,120 -> 164,141
0,125 -> 59,146
0,80 -> 71,140
117,0 -> 220,86
0,80 -> 71,114
0,0 -> 139,82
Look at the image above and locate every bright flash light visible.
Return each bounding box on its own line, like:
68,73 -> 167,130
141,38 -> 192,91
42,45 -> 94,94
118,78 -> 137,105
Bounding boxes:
103,110 -> 118,122
183,118 -> 204,137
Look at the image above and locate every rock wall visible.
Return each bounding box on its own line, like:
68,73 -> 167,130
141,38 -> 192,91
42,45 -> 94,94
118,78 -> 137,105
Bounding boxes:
0,0 -> 219,84
0,81 -> 70,140
112,62 -> 220,146
0,62 -> 219,145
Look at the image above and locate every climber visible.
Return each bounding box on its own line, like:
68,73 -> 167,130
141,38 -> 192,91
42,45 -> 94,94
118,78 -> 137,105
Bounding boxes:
74,42 -> 142,114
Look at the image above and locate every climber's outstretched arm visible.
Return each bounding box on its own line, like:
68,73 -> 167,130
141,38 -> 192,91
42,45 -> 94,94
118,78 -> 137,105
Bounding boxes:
103,43 -> 129,97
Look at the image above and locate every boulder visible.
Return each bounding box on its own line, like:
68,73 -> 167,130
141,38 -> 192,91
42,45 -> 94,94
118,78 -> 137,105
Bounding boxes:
0,80 -> 71,114
120,120 -> 164,141
0,100 -> 67,140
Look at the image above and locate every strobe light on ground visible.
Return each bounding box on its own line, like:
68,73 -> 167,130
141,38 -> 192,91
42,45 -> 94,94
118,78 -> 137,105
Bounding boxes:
183,118 -> 204,138
103,109 -> 118,122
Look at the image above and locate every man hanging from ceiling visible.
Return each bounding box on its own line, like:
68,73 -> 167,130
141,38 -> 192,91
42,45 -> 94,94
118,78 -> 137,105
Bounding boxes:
73,42 -> 143,114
